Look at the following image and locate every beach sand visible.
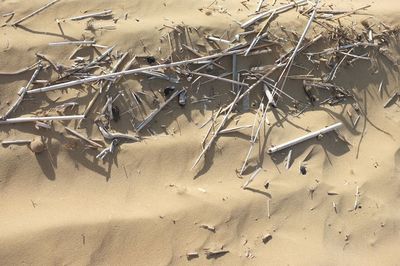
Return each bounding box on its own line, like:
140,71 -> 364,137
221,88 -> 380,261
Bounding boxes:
0,0 -> 400,265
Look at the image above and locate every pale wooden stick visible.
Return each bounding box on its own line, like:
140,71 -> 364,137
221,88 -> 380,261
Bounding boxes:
383,92 -> 398,108
241,0 -> 307,28
285,149 -> 292,169
256,0 -> 265,12
2,140 -> 32,146
11,0 -> 60,26
48,40 -> 95,46
0,115 -> 84,125
0,62 -> 38,75
69,10 -> 112,21
243,167 -> 262,189
98,125 -> 140,141
65,127 -> 103,148
353,186 -> 360,210
219,125 -> 252,134
189,71 -> 249,87
268,122 -> 343,154
2,63 -> 42,119
192,89 -> 242,169
136,89 -> 184,132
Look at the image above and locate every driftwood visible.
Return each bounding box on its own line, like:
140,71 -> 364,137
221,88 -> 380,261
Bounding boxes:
268,122 -> 343,154
2,140 -> 32,146
48,40 -> 95,46
243,167 -> 262,189
69,10 -> 113,21
0,115 -> 84,125
98,125 -> 140,142
11,0 -> 60,26
136,89 -> 184,132
65,127 -> 103,148
241,0 -> 308,28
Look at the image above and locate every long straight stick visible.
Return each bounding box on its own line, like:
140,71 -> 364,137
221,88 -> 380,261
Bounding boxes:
0,115 -> 84,125
11,0 -> 60,26
267,122 -> 343,154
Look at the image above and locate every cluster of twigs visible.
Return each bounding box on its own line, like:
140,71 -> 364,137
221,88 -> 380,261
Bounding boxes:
0,0 -> 399,174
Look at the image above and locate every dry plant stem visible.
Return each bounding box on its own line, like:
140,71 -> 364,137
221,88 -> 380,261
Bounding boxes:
98,126 -> 139,141
2,63 -> 42,119
276,0 -> 319,95
65,127 -> 103,148
0,62 -> 38,75
354,186 -> 360,210
267,122 -> 343,154
286,149 -> 292,169
136,89 -> 184,132
267,199 -> 271,218
48,40 -> 95,46
244,10 -> 276,56
256,0 -> 265,12
0,115 -> 84,125
330,5 -> 371,20
36,53 -> 60,73
2,140 -> 32,146
383,92 -> 398,108
11,0 -> 60,26
69,10 -> 112,21
243,167 -> 262,189
192,89 -> 242,169
189,71 -> 249,87
241,0 -> 307,28
219,125 -> 252,134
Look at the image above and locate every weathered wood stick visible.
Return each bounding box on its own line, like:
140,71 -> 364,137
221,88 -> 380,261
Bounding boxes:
243,167 -> 262,189
244,10 -> 276,56
11,0 -> 60,26
275,0 -> 319,94
189,71 -> 249,87
2,140 -> 32,146
98,125 -> 140,142
192,89 -> 242,169
241,0 -> 307,28
206,36 -> 231,45
0,62 -> 38,75
69,10 -> 112,21
219,125 -> 252,134
285,149 -> 292,169
256,0 -> 265,12
2,63 -> 42,119
65,127 -> 103,148
0,115 -> 84,125
48,40 -> 96,46
383,92 -> 398,108
27,49 -> 247,94
330,5 -> 371,20
136,89 -> 184,132
268,122 -> 343,154
353,186 -> 360,210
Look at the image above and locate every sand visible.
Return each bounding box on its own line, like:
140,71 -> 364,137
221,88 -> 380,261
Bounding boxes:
0,0 -> 400,265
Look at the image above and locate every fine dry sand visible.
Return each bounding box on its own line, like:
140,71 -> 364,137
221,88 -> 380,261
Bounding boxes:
1,0 -> 400,265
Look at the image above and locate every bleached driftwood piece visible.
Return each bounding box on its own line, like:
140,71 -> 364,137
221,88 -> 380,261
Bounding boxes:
189,71 -> 249,87
98,125 -> 140,142
241,0 -> 307,28
69,10 -> 113,21
0,115 -> 84,125
256,0 -> 265,12
136,89 -> 184,132
267,122 -> 343,154
11,0 -> 60,26
242,167 -> 262,189
96,139 -> 119,159
65,127 -> 103,148
192,89 -> 242,169
285,149 -> 292,169
219,125 -> 252,134
2,140 -> 32,146
48,40 -> 95,46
